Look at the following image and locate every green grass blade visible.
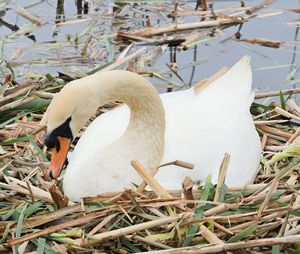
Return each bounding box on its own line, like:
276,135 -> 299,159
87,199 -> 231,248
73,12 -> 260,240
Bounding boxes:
272,245 -> 280,254
227,223 -> 257,243
279,90 -> 286,110
15,204 -> 28,238
183,175 -> 213,247
36,237 -> 46,254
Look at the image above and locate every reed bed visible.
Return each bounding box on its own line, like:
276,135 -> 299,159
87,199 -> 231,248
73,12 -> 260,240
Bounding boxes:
0,69 -> 299,253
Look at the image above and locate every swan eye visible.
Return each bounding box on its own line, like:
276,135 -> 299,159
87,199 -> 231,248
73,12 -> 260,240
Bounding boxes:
45,117 -> 73,151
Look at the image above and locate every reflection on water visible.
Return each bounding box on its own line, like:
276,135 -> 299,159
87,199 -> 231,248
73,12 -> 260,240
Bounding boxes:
0,0 -> 299,93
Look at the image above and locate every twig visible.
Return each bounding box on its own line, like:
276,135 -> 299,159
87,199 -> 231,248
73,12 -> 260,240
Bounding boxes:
144,235 -> 300,253
199,224 -> 223,244
255,88 -> 300,99
129,19 -> 244,37
87,213 -> 190,245
214,153 -> 230,202
246,0 -> 277,15
131,160 -> 172,198
8,211 -> 106,246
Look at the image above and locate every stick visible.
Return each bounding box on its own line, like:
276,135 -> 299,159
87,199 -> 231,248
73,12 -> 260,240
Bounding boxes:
16,7 -> 43,25
129,19 -> 244,37
168,7 -> 252,18
275,107 -> 300,122
246,0 -> 277,15
100,47 -> 146,72
199,224 -> 223,244
87,213 -> 189,245
131,160 -> 172,198
0,97 -> 34,112
8,211 -> 106,246
144,235 -> 300,253
214,153 -> 230,202
254,88 -> 300,99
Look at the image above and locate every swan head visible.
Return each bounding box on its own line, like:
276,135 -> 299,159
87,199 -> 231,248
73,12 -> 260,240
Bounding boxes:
44,82 -> 99,178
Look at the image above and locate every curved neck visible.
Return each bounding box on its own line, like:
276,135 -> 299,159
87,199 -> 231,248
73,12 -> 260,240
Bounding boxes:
80,70 -> 166,163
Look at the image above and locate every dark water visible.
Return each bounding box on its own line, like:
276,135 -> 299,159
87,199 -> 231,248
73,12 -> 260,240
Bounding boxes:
0,0 -> 299,93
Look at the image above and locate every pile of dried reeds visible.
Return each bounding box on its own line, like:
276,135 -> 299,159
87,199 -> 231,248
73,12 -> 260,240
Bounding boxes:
0,68 -> 299,253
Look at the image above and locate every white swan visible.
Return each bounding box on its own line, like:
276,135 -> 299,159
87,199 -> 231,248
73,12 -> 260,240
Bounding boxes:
45,56 -> 261,201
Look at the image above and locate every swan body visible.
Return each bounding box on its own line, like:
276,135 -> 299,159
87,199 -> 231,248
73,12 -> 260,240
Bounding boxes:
45,56 -> 261,201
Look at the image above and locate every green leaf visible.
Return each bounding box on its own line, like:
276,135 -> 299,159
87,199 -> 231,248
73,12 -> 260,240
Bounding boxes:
25,201 -> 44,218
220,184 -> 228,202
272,245 -> 280,254
279,90 -> 286,110
291,209 -> 300,217
291,246 -> 300,254
1,136 -> 32,146
29,138 -> 48,161
183,175 -> 213,247
0,224 -> 10,243
16,204 -> 28,238
45,73 -> 54,81
36,237 -> 46,254
146,230 -> 176,242
31,238 -> 57,254
121,238 -> 142,252
227,223 -> 257,243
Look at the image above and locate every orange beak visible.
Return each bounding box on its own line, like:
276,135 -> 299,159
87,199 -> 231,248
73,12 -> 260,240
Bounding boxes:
48,136 -> 71,178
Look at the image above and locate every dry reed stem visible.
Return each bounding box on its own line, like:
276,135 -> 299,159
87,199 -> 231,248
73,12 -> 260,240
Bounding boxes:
129,19 -> 244,37
239,37 -> 282,48
287,127 -> 300,144
131,235 -> 172,250
212,221 -> 234,235
87,213 -> 190,245
0,83 -> 39,106
16,205 -> 81,230
131,160 -> 172,198
137,167 -> 160,193
168,7 -> 251,18
16,7 -> 43,25
275,106 -> 300,122
246,0 -> 277,15
8,210 -> 107,246
214,153 -> 230,202
145,235 -> 300,254
258,125 -> 292,139
0,182 -> 53,203
158,160 -> 195,170
88,213 -> 119,237
100,47 -> 146,72
255,88 -> 300,99
257,179 -> 279,218
203,203 -> 238,217
0,97 -> 34,112
117,32 -> 153,42
182,177 -> 194,208
199,224 -> 223,244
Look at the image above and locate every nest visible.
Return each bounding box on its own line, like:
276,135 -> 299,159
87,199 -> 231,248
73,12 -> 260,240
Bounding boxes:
0,69 -> 299,254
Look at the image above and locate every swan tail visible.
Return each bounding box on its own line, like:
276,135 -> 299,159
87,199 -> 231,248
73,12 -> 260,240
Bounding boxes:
200,56 -> 253,104
220,55 -> 253,99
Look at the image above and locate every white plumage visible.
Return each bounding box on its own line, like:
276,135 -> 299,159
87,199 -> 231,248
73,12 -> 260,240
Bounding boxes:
58,56 -> 262,200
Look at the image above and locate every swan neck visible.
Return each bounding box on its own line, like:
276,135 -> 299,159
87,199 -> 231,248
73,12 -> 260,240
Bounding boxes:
87,70 -> 166,150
